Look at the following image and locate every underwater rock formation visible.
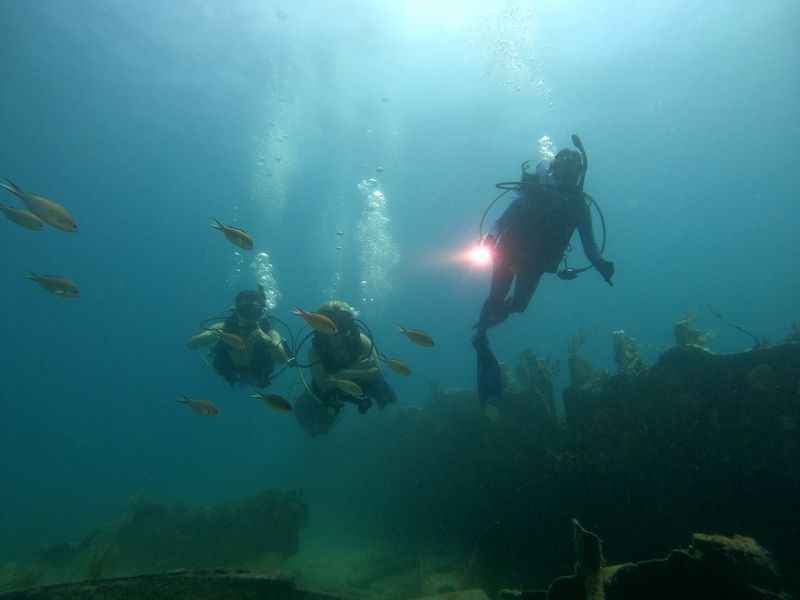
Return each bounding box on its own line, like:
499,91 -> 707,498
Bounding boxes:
113,489 -> 308,573
545,519 -> 606,600
501,526 -> 790,600
7,339 -> 799,598
340,341 -> 800,593
0,489 -> 308,592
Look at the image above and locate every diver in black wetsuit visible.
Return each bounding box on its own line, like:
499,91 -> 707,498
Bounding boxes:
473,135 -> 615,405
186,286 -> 289,388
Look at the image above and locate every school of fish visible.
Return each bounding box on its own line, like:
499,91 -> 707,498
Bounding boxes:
3,173 -> 436,420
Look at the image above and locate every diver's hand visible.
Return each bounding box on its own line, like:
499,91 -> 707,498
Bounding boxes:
597,259 -> 615,286
247,327 -> 268,347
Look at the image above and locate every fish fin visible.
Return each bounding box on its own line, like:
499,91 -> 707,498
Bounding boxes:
210,219 -> 224,231
0,178 -> 23,198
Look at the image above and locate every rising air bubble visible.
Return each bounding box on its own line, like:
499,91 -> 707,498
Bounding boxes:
250,251 -> 281,310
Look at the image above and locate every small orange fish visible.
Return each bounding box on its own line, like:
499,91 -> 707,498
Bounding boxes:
0,203 -> 44,230
177,396 -> 219,416
1,179 -> 77,232
26,273 -> 80,298
210,330 -> 247,352
383,356 -> 412,376
292,307 -> 338,335
211,219 -> 254,250
331,378 -> 363,397
252,393 -> 293,413
399,326 -> 435,347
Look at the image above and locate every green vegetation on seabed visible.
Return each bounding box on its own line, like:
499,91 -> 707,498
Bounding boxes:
2,324 -> 799,598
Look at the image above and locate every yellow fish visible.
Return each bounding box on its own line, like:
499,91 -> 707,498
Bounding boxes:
383,356 -> 412,376
26,273 -> 80,298
399,326 -> 435,347
331,378 -> 363,398
292,307 -> 338,335
177,396 -> 219,416
211,219 -> 254,250
252,393 -> 293,413
211,330 -> 247,352
0,203 -> 44,230
1,179 -> 77,232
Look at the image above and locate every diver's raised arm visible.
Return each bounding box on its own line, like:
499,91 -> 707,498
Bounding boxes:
577,204 -> 614,285
577,203 -> 602,266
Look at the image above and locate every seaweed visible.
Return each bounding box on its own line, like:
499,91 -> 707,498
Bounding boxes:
673,312 -> 713,349
513,350 -> 560,418
567,330 -> 596,388
611,330 -> 646,376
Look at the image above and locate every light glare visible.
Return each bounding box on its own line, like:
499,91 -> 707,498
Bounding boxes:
468,244 -> 492,267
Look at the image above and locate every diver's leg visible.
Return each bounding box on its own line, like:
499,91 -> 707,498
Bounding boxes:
364,377 -> 397,409
475,263 -> 515,334
508,268 -> 544,315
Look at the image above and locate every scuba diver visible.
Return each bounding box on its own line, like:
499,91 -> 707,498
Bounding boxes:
187,285 -> 289,388
473,134 -> 615,404
293,300 -> 397,437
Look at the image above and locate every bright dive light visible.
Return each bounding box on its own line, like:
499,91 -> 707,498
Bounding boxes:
468,243 -> 493,267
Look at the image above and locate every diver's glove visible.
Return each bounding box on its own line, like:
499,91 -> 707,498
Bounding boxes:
356,395 -> 373,414
597,259 -> 615,286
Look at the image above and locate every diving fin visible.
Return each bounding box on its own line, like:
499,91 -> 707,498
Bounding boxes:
473,331 -> 503,406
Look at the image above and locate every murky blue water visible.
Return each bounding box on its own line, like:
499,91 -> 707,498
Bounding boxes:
1,0 -> 797,563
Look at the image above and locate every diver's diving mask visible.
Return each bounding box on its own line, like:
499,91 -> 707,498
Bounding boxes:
235,291 -> 267,322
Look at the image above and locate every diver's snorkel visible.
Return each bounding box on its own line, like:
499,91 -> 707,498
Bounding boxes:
571,133 -> 588,192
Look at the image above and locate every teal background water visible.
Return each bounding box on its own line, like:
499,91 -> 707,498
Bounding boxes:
1,0 -> 798,561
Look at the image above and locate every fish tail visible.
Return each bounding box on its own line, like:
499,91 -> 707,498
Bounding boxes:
24,272 -> 38,281
292,307 -> 304,316
0,178 -> 22,198
210,219 -> 224,231
177,395 -> 190,404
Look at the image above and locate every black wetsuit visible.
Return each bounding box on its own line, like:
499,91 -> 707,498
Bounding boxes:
473,164 -> 608,406
212,316 -> 280,388
476,182 -> 604,332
